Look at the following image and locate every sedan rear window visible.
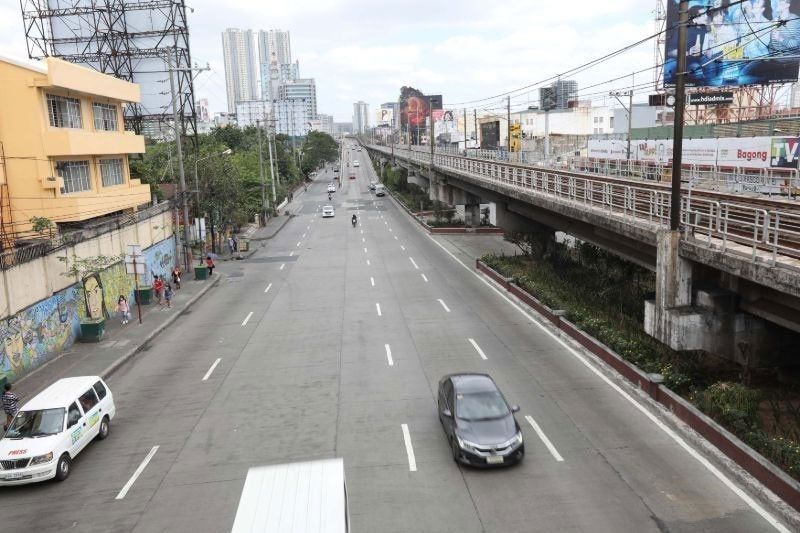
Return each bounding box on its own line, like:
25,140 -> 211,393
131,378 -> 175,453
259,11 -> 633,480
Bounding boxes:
456,391 -> 509,421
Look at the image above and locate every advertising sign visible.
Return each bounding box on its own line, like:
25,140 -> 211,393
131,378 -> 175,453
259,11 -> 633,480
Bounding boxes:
664,0 -> 800,87
480,121 -> 500,150
687,91 -> 734,105
770,136 -> 800,168
376,108 -> 394,126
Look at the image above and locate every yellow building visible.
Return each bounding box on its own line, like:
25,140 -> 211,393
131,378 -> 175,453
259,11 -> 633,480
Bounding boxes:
0,53 -> 150,244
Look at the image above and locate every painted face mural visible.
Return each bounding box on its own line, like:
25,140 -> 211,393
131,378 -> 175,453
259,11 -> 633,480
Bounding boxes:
84,275 -> 104,320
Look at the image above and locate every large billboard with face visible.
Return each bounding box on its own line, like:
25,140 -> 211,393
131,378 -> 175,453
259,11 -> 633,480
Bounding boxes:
664,0 -> 800,87
400,87 -> 443,143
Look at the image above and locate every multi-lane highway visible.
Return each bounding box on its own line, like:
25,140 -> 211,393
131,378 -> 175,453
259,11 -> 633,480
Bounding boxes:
0,141 -> 790,532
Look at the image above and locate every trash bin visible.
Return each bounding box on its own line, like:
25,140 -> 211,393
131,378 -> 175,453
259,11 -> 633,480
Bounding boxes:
194,265 -> 209,280
136,286 -> 153,305
239,239 -> 250,252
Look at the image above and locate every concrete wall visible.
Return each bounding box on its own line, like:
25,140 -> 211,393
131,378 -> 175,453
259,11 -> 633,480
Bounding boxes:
0,208 -> 172,319
0,233 -> 175,385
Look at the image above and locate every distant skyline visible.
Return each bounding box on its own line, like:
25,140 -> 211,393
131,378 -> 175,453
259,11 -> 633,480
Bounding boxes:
0,0 -> 655,123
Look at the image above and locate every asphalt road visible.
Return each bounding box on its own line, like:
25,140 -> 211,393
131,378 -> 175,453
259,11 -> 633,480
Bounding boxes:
0,142 -> 790,532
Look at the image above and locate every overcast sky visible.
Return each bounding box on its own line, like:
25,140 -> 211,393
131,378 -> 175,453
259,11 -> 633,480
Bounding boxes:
1,0 -> 655,123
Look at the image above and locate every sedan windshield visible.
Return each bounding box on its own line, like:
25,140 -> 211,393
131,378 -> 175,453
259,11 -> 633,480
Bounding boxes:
5,409 -> 64,439
456,391 -> 509,421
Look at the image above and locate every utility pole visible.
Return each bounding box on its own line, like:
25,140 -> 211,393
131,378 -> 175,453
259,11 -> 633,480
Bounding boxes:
507,95 -> 511,152
429,97 -> 434,165
167,52 -> 191,270
544,109 -> 550,165
670,0 -> 688,231
627,87 -> 633,161
463,108 -> 468,152
257,120 -> 268,224
267,129 -> 277,205
473,109 -> 478,149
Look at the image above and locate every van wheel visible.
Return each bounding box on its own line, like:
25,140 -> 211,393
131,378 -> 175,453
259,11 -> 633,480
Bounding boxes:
55,454 -> 71,481
97,416 -> 110,440
451,438 -> 460,463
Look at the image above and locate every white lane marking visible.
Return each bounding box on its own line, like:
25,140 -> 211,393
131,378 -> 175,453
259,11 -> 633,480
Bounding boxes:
362,237 -> 366,243
370,277 -> 375,287
366,259 -> 371,266
279,263 -> 285,270
376,303 -> 382,316
241,312 -> 254,326
525,415 -> 564,462
401,424 -> 417,472
468,338 -> 488,360
400,245 -> 406,251
202,358 -> 222,381
421,274 -> 428,282
289,251 -> 294,257
409,257 -> 419,270
385,344 -> 394,366
437,299 -> 451,313
302,233 -> 306,238
296,241 -> 301,247
389,228 -> 393,232
427,234 -> 790,533
394,236 -> 398,241
363,247 -> 368,253
116,446 -> 159,500
264,283 -> 272,293
361,229 -> 364,234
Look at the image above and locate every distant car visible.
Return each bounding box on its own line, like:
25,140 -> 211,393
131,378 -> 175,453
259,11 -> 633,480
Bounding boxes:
334,167 -> 339,173
327,183 -> 336,193
438,373 -> 524,467
353,160 -> 360,167
322,205 -> 335,218
374,184 -> 386,196
357,147 -> 362,152
369,181 -> 377,190
349,173 -> 356,180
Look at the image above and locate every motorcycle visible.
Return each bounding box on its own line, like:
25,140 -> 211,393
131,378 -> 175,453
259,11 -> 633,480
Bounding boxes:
351,216 -> 357,228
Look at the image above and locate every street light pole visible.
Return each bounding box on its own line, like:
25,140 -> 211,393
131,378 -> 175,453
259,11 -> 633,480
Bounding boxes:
257,119 -> 268,224
167,52 -> 191,270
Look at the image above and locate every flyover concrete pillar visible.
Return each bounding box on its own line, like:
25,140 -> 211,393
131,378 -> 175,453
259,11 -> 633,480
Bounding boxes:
492,202 -> 538,233
644,230 -> 771,366
408,171 -> 429,190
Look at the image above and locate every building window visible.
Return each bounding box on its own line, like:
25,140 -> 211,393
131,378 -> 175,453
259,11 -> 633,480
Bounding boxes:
56,161 -> 91,194
610,117 -> 615,128
47,94 -> 82,128
598,117 -> 604,123
99,158 -> 124,186
93,103 -> 118,131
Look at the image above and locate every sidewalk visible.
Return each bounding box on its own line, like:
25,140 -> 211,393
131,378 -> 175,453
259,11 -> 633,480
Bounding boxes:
12,269 -> 223,402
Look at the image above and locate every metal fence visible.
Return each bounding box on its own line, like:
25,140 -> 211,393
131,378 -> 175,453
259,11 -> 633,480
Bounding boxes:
374,145 -> 800,265
0,201 -> 172,271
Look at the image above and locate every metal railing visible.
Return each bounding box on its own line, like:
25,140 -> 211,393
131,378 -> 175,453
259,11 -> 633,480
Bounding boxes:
373,144 -> 800,265
0,201 -> 171,271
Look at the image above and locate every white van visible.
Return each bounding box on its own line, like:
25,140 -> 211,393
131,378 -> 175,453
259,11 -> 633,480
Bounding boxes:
232,458 -> 350,533
0,376 -> 115,485
374,184 -> 386,197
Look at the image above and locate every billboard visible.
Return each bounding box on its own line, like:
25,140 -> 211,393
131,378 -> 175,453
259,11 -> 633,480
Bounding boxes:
587,136 -> 800,169
376,108 -> 394,126
663,0 -> 800,87
399,87 -> 442,143
480,121 -> 500,150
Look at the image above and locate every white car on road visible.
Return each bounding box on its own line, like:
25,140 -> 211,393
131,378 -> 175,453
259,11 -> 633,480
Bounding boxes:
353,160 -> 360,167
327,183 -> 336,193
322,205 -> 335,218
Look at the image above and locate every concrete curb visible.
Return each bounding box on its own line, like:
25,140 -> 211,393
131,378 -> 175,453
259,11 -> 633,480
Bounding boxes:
476,259 -> 800,526
99,273 -> 223,379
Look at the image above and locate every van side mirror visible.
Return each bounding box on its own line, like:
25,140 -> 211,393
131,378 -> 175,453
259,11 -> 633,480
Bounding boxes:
442,409 -> 452,418
511,405 -> 520,413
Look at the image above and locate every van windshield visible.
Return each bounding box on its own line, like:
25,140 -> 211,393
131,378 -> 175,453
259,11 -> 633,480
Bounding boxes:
4,408 -> 65,439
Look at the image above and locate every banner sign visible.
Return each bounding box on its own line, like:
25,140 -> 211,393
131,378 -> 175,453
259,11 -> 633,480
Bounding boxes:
687,92 -> 734,105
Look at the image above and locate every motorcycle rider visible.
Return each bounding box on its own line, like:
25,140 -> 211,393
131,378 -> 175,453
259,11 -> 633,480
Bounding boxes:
351,214 -> 357,227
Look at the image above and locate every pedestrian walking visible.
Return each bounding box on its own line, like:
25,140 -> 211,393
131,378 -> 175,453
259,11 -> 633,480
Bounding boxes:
3,383 -> 20,431
206,255 -> 215,275
228,236 -> 235,254
232,235 -> 238,252
172,266 -> 182,290
164,283 -> 173,308
116,295 -> 131,325
154,275 -> 165,305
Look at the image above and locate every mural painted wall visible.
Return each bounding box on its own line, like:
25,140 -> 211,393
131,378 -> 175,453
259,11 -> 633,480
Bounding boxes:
1,236 -> 176,384
0,285 -> 80,385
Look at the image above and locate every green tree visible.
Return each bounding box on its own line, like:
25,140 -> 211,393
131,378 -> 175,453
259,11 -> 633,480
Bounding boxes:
300,131 -> 339,176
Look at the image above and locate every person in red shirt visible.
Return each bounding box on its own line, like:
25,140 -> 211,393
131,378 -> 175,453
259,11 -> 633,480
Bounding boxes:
206,256 -> 215,275
153,275 -> 165,305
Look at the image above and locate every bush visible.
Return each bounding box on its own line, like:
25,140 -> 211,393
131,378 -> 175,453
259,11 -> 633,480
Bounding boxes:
692,382 -> 761,432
